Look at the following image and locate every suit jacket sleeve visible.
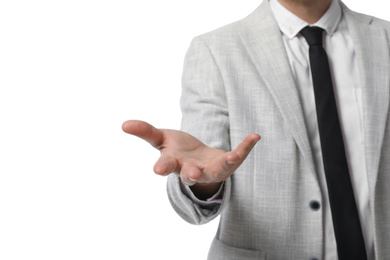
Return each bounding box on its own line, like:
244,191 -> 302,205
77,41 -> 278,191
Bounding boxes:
166,36 -> 232,225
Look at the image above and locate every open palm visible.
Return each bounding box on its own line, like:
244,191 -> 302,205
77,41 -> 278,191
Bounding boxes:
122,120 -> 260,198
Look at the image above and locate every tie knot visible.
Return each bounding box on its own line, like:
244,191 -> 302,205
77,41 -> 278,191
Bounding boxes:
300,26 -> 324,46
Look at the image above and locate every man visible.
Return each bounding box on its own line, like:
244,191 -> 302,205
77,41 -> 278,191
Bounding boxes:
122,0 -> 390,259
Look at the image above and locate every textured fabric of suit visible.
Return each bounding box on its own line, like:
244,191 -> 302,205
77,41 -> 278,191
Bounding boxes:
167,1 -> 390,259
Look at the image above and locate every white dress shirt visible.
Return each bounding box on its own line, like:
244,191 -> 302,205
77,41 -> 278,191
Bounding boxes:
269,0 -> 374,259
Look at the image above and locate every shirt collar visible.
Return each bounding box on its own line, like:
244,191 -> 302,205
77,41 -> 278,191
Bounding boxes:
269,0 -> 342,39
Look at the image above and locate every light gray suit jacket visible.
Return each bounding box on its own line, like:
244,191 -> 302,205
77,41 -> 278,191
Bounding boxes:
167,1 -> 390,259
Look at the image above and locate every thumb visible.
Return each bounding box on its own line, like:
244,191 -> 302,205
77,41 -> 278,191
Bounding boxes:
203,133 -> 261,180
220,133 -> 261,171
232,133 -> 261,163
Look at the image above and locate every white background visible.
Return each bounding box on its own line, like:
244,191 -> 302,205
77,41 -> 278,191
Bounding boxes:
0,1 -> 388,259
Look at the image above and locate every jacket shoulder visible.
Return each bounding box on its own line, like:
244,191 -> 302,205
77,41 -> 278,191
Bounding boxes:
343,4 -> 390,32
193,2 -> 267,45
193,18 -> 245,45
371,16 -> 390,32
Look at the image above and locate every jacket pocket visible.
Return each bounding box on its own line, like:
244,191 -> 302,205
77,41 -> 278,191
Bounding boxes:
207,237 -> 266,260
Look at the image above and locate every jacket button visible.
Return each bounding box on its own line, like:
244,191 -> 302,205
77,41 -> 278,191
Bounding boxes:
309,200 -> 320,211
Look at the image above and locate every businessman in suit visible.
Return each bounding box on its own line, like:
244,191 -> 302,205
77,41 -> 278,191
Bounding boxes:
122,0 -> 390,259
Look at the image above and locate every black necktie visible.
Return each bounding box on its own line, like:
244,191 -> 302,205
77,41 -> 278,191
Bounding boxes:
300,26 -> 367,259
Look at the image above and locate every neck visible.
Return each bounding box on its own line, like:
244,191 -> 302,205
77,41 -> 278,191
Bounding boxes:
276,0 -> 333,24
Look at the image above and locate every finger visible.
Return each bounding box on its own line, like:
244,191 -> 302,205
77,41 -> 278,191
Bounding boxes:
153,153 -> 178,176
203,152 -> 239,180
232,133 -> 261,161
201,134 -> 260,180
122,120 -> 164,148
224,151 -> 240,165
180,163 -> 202,186
216,133 -> 261,170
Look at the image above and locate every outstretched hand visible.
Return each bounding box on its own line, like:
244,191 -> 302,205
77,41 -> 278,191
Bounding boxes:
122,120 -> 260,198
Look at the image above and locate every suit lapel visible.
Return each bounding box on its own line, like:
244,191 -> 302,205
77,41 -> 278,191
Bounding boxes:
239,0 -> 317,177
342,3 -> 390,197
